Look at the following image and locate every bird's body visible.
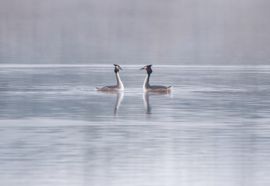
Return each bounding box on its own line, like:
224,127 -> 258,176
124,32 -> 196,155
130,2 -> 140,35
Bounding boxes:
96,64 -> 124,92
141,65 -> 171,93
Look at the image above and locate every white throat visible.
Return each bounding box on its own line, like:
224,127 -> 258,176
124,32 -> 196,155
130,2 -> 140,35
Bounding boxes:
116,72 -> 124,90
143,74 -> 150,91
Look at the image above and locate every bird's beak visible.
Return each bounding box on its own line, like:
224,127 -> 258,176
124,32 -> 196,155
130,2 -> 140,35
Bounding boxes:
119,66 -> 123,70
140,67 -> 145,70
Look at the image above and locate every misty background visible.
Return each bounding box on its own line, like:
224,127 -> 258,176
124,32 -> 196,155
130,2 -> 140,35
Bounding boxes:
0,0 -> 270,65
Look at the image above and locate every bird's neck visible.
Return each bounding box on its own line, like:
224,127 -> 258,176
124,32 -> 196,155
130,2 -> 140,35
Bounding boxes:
143,73 -> 151,90
115,72 -> 124,90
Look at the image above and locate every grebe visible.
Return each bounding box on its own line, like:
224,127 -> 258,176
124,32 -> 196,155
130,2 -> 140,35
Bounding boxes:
140,65 -> 171,93
96,64 -> 124,91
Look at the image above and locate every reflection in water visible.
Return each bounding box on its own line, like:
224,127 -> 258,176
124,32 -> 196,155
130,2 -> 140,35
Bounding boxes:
143,92 -> 171,114
143,92 -> 151,114
114,92 -> 124,115
97,91 -> 124,115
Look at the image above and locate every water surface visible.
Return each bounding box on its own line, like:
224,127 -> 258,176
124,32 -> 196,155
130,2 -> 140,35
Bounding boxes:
0,65 -> 270,186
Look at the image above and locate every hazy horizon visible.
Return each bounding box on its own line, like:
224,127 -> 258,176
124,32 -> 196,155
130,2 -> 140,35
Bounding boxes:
1,0 -> 270,65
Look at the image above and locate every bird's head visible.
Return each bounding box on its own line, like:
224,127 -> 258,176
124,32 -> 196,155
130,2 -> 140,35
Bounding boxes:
114,64 -> 123,73
140,65 -> 152,75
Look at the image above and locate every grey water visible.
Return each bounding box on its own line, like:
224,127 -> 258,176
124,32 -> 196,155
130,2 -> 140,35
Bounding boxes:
0,64 -> 270,186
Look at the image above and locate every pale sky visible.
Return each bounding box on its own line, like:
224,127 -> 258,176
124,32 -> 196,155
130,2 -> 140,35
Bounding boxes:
0,0 -> 270,65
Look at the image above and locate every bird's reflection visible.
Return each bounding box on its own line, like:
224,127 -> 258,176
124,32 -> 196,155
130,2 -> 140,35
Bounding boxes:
97,91 -> 124,115
114,91 -> 124,115
143,92 -> 152,114
143,92 -> 170,114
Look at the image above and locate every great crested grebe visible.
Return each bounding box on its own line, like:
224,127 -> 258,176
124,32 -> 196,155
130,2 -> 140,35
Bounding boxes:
140,65 -> 171,93
96,64 -> 124,91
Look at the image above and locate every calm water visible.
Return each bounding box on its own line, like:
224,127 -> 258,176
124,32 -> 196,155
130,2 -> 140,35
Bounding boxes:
0,64 -> 270,186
